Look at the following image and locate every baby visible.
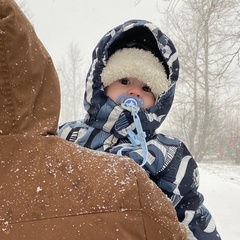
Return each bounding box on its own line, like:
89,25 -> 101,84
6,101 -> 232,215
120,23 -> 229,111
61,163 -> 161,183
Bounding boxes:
58,19 -> 221,240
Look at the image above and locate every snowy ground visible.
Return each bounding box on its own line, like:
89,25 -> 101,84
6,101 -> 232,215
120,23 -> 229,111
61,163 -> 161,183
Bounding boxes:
198,162 -> 240,240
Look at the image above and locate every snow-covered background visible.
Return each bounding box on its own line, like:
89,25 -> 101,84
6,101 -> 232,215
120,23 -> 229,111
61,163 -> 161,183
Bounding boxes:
19,0 -> 171,65
198,162 -> 240,240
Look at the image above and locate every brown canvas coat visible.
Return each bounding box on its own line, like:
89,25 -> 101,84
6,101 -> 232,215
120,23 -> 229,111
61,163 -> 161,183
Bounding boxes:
0,0 -> 187,239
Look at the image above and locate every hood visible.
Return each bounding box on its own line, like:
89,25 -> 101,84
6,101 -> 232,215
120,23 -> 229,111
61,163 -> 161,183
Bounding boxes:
0,0 -> 60,136
84,19 -> 179,138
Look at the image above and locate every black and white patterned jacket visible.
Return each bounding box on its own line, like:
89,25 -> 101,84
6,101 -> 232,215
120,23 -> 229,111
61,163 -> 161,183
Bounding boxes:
58,19 -> 221,240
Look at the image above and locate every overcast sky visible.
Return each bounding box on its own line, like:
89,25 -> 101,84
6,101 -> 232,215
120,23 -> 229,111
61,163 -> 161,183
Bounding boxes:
20,0 -> 170,65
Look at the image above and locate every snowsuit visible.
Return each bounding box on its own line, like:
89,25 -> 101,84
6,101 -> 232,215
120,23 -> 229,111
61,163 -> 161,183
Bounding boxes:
58,19 -> 221,240
0,1 -> 187,239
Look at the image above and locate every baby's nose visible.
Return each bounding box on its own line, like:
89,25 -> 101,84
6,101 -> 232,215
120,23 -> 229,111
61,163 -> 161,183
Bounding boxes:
128,86 -> 142,98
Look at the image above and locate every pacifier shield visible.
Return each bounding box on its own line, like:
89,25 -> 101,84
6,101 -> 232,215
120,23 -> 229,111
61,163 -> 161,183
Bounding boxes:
116,94 -> 144,109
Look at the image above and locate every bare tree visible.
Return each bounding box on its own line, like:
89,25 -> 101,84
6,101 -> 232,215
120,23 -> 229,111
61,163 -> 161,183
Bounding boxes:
57,42 -> 87,124
161,0 -> 240,162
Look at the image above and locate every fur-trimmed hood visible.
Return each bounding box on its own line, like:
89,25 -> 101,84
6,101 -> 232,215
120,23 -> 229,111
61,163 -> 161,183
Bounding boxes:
84,19 -> 179,138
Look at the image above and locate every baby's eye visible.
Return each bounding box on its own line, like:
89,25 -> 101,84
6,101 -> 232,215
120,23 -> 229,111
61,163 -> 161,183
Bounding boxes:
142,85 -> 152,93
119,78 -> 130,85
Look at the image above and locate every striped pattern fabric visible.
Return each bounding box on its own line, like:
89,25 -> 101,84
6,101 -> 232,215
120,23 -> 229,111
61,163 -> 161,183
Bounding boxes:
58,20 -> 221,239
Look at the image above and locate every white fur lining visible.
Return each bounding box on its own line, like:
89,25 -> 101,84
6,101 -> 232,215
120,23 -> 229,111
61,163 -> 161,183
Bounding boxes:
101,48 -> 168,97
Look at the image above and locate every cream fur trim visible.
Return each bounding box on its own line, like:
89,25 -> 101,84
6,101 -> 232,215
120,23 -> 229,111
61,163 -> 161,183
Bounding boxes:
101,48 -> 168,97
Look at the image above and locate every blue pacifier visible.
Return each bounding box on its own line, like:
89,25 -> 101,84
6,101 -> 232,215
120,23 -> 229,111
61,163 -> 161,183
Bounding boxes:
116,94 -> 144,111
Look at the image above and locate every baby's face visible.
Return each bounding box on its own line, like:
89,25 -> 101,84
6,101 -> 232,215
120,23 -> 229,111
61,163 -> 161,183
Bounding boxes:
105,77 -> 155,109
